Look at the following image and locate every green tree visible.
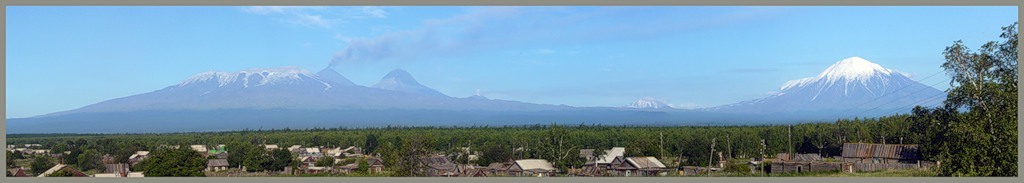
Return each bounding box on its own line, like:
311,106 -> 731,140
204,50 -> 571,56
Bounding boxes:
927,22 -> 1018,176
315,156 -> 335,167
76,149 -> 103,171
358,158 -> 369,173
267,148 -> 293,171
140,147 -> 207,177
6,151 -> 14,168
365,133 -> 379,155
29,156 -> 55,176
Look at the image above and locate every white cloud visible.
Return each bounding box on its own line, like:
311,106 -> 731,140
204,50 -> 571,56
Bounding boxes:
290,14 -> 331,27
359,6 -> 388,18
240,6 -> 337,28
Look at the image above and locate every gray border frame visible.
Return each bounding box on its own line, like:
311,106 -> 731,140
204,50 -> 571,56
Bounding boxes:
1,1 -> 1021,183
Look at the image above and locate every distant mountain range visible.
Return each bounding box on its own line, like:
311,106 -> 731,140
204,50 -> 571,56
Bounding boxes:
7,57 -> 946,133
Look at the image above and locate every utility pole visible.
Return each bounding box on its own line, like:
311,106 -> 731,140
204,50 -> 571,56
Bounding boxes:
726,134 -> 732,160
788,125 -> 793,161
760,139 -> 766,176
708,138 -> 716,177
660,132 -> 665,162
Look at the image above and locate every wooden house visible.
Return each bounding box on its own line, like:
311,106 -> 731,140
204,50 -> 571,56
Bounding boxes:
367,158 -> 385,174
418,155 -> 458,177
507,159 -> 558,177
613,157 -> 668,177
207,159 -> 230,172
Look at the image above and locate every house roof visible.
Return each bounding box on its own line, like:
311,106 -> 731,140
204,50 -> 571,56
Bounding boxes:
420,155 -> 456,170
103,163 -> 130,174
265,144 -> 279,149
595,147 -> 625,164
842,143 -> 921,160
305,147 -> 321,153
487,162 -> 507,170
579,149 -> 594,158
368,158 -> 384,166
514,159 -> 557,172
190,145 -> 208,152
208,159 -> 230,167
37,164 -> 86,177
625,157 -> 666,169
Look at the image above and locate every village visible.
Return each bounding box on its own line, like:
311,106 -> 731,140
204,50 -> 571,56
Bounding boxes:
6,140 -> 937,177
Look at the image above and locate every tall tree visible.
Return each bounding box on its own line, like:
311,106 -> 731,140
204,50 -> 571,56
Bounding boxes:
928,22 -> 1017,176
140,147 -> 207,177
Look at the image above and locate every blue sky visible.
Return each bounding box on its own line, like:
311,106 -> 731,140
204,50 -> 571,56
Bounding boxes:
5,6 -> 1017,118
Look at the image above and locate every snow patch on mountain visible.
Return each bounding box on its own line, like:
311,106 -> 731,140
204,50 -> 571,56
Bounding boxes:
626,97 -> 672,109
178,66 -> 330,89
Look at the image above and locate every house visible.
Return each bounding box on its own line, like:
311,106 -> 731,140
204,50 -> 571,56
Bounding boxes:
303,147 -> 323,158
613,157 -> 668,177
460,168 -> 489,177
128,151 -> 150,166
336,163 -> 359,174
367,158 -> 385,174
508,159 -> 558,177
25,144 -> 42,148
8,167 -> 28,177
305,166 -> 331,174
580,147 -> 625,176
487,162 -> 511,176
418,155 -> 458,177
103,163 -> 131,177
341,146 -> 363,158
207,159 -> 230,172
288,145 -> 303,153
264,144 -> 279,151
579,149 -> 595,161
300,156 -> 318,168
36,164 -> 88,177
841,143 -> 934,172
190,145 -> 209,157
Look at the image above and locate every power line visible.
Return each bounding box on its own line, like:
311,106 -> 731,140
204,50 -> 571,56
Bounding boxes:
843,78 -> 951,119
814,70 -> 946,122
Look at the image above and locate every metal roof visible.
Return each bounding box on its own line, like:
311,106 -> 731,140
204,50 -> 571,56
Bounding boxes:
842,143 -> 921,160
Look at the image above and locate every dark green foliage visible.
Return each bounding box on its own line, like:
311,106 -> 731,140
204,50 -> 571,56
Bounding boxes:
316,156 -> 335,167
6,151 -> 14,168
358,158 -> 369,173
75,149 -> 102,171
365,133 -> 379,155
913,22 -> 1018,177
140,147 -> 206,177
29,156 -> 55,176
267,148 -> 293,171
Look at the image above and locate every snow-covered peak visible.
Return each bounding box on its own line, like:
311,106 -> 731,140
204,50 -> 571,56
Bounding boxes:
179,66 -> 321,87
780,57 -> 897,90
817,57 -> 893,83
626,97 -> 671,109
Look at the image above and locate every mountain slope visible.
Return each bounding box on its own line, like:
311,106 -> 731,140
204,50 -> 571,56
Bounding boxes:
626,97 -> 672,109
372,69 -> 448,97
707,57 -> 945,117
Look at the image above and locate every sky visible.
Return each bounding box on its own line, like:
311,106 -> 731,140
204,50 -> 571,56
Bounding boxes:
5,6 -> 1018,118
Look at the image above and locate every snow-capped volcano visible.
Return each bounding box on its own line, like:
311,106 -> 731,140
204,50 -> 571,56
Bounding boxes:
178,66 -> 330,89
708,57 -> 944,117
626,97 -> 672,109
